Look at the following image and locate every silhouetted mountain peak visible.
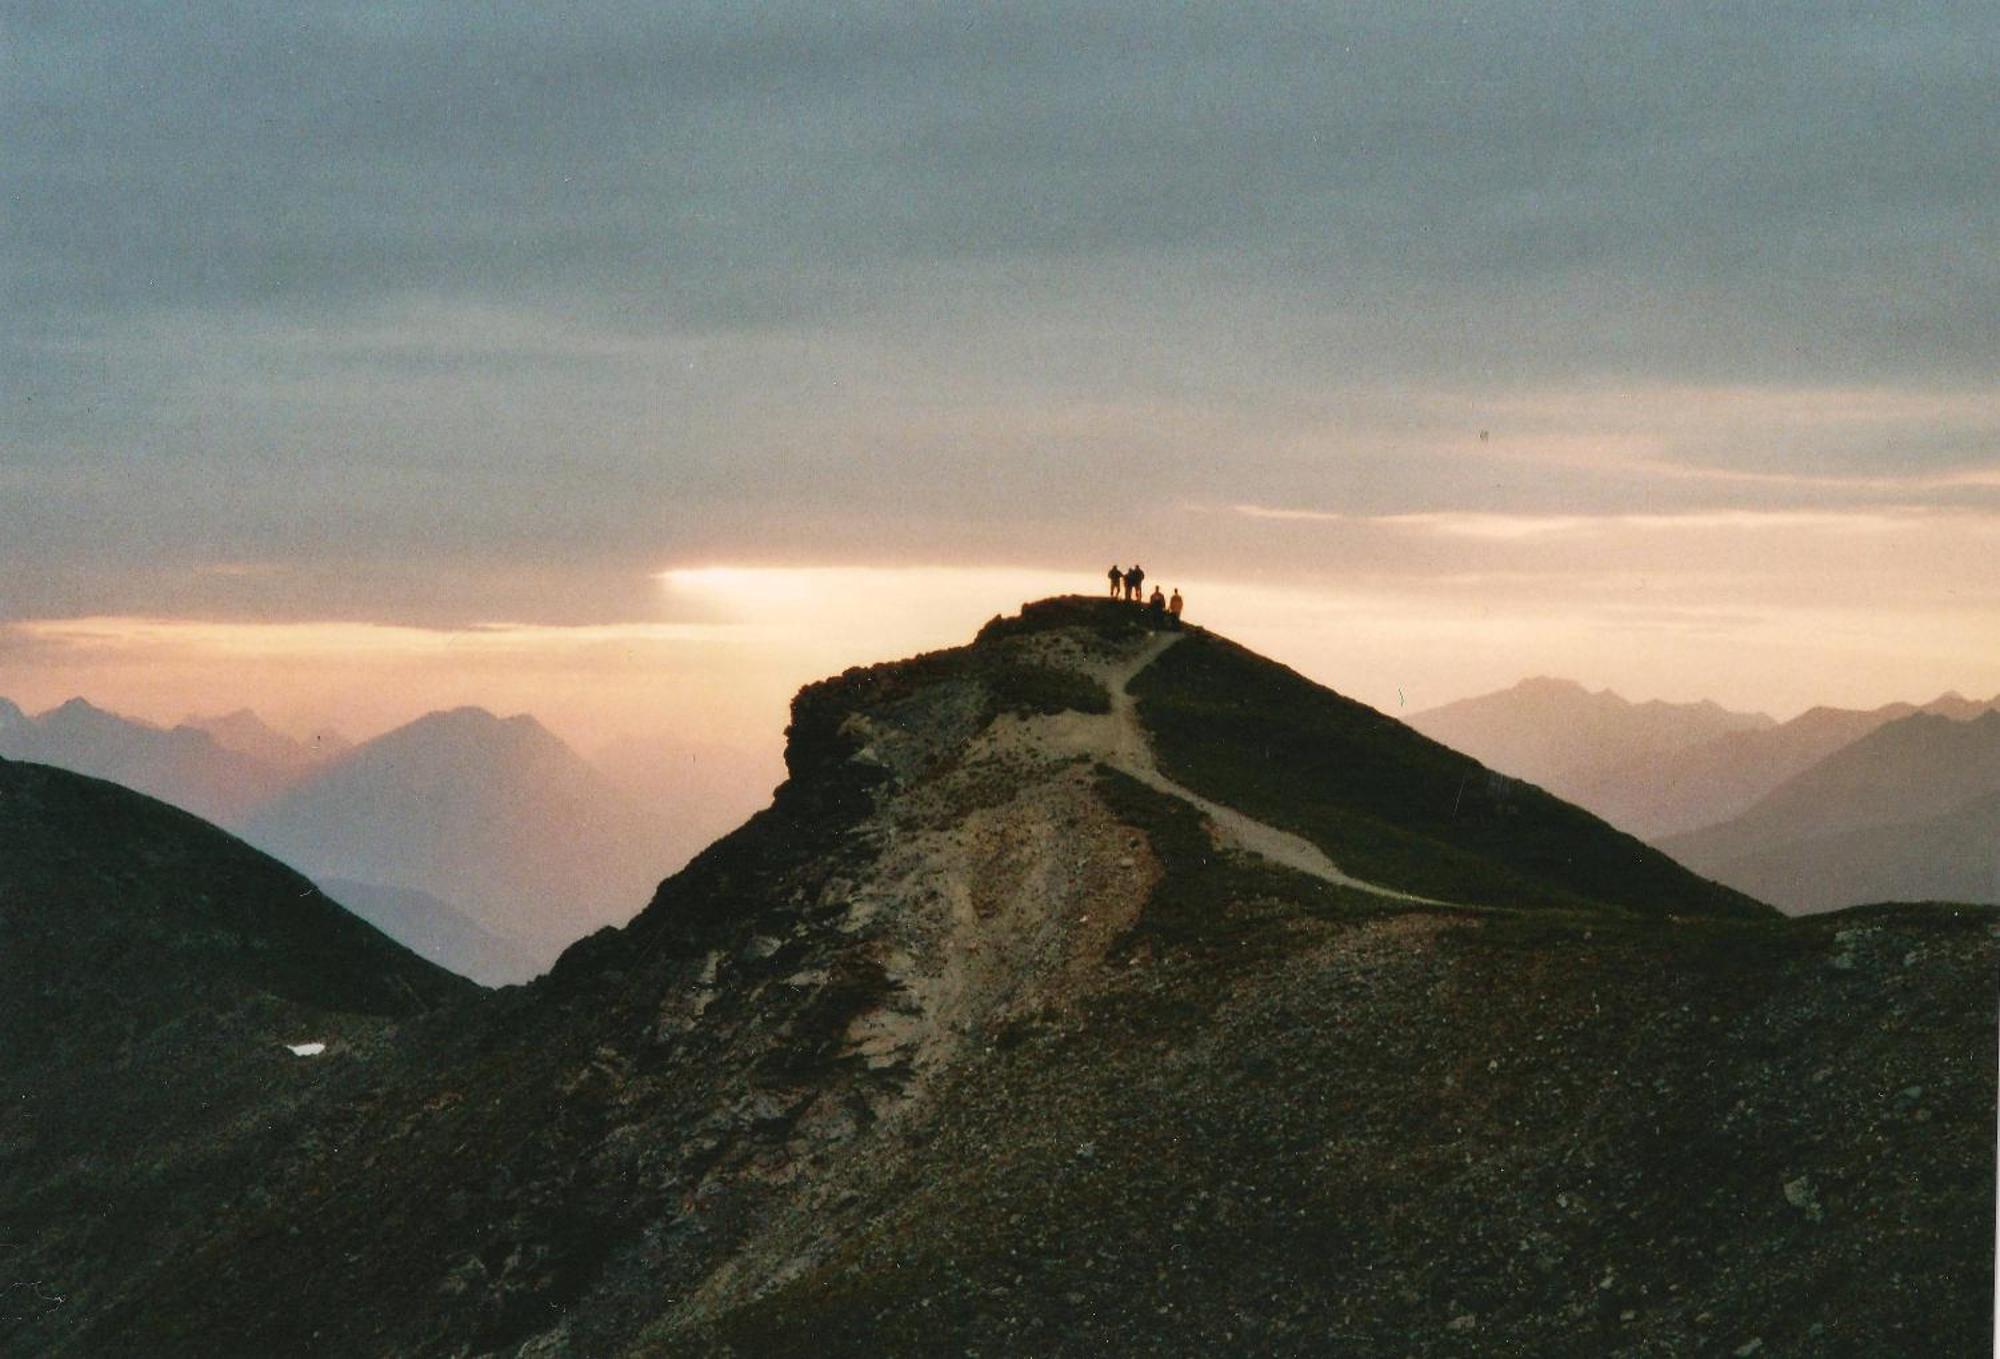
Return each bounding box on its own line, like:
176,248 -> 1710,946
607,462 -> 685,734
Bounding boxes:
1514,675 -> 1590,694
41,695 -> 132,729
1913,690 -> 2000,719
240,703 -> 662,957
741,596 -> 1764,924
431,703 -> 503,722
325,706 -> 574,777
405,703 -> 504,731
392,703 -> 558,745
184,707 -> 333,769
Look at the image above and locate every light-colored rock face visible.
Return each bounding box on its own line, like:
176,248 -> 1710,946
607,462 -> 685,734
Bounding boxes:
823,627 -> 1433,1108
786,630 -> 1175,1104
841,759 -> 1158,1087
652,626 -> 1179,1325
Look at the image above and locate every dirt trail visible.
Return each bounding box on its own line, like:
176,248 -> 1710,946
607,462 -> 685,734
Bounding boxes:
1089,633 -> 1439,903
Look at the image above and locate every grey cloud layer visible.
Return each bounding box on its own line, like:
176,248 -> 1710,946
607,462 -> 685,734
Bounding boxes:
4,1 -> 1996,622
15,5 -> 1996,335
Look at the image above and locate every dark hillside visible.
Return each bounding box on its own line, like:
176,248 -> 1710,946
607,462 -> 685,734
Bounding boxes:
0,757 -> 472,1351
1129,628 -> 1767,917
0,757 -> 470,1036
721,891 -> 1996,1357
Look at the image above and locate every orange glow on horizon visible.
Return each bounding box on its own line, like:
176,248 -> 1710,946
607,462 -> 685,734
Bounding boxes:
4,550 -> 1996,752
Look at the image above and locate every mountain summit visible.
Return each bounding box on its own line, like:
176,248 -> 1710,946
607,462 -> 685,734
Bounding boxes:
6,598 -> 1990,1358
241,706 -> 670,964
183,707 -> 351,770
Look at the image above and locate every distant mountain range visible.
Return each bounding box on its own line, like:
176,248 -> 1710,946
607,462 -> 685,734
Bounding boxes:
1409,680 -> 2000,911
184,707 -> 353,770
20,664 -> 1993,975
0,697 -> 307,826
1403,677 -> 1774,806
1667,790 -> 2000,914
1576,694 -> 1999,839
5,596 -> 1991,1357
1658,712 -> 2000,911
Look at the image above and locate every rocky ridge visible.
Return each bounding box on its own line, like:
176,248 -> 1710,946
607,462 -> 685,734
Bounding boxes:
4,598 -> 1992,1357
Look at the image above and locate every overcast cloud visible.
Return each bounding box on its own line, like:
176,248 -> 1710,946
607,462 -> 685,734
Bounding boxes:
4,1 -> 1997,627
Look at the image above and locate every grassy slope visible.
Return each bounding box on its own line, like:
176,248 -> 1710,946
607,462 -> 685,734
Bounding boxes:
1129,631 -> 1769,917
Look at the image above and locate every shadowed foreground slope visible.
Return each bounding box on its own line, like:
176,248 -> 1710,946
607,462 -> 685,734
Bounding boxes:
5,600 -> 1992,1358
0,758 -> 473,1346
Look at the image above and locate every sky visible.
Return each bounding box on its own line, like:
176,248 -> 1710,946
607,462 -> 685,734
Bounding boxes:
5,3 -> 1998,804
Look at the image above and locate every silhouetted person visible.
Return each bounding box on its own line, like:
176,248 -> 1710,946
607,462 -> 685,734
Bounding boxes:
1147,585 -> 1166,625
1125,564 -> 1145,601
1167,588 -> 1183,629
1107,564 -> 1124,597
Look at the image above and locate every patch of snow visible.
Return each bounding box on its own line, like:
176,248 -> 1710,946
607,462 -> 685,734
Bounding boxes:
286,1041 -> 327,1057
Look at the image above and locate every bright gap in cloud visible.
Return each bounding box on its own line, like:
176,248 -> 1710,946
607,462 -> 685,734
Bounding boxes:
4,551 -> 1997,761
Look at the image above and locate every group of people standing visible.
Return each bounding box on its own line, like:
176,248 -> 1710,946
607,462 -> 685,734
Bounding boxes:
1106,564 -> 1184,628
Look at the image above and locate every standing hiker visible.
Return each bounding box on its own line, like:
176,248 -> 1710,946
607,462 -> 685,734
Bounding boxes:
1107,564 -> 1124,597
1167,588 -> 1183,628
1147,585 -> 1167,624
1125,563 -> 1145,601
